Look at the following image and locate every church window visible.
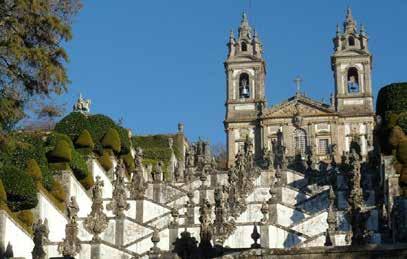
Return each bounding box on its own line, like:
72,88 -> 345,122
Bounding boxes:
348,36 -> 355,46
347,67 -> 359,93
241,42 -> 248,52
294,128 -> 307,155
239,73 -> 250,98
318,139 -> 329,155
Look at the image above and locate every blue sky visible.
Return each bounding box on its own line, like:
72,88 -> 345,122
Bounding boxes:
63,0 -> 407,145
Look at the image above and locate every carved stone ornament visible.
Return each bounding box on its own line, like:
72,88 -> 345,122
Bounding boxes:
129,167 -> 148,200
73,93 -> 91,113
107,160 -> 130,217
84,176 -> 109,241
213,187 -> 236,244
32,218 -> 49,259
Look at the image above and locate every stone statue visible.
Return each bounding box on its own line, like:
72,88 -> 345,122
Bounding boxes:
58,197 -> 81,257
32,218 -> 49,259
73,93 -> 91,113
84,176 -> 108,241
107,160 -> 130,217
152,161 -> 163,182
129,168 -> 147,200
198,199 -> 213,249
66,196 -> 79,223
213,187 -> 236,245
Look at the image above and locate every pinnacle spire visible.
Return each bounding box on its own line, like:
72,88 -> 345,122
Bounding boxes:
238,11 -> 252,40
344,7 -> 357,33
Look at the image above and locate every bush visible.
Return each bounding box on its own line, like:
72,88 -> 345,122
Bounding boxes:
0,179 -> 7,204
398,112 -> 407,134
50,180 -> 66,203
47,139 -> 72,163
99,150 -> 113,171
54,112 -> 92,142
80,173 -> 94,190
26,159 -> 42,184
16,210 -> 34,227
7,132 -> 53,191
397,140 -> 407,165
70,150 -> 89,180
75,129 -> 94,149
377,82 -> 407,119
121,152 -> 135,171
101,128 -> 121,154
0,165 -> 38,211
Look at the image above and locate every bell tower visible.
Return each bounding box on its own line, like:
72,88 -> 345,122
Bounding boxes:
224,13 -> 266,168
331,8 -> 374,115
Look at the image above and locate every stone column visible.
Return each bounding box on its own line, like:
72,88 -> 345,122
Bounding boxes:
168,227 -> 178,250
0,211 -> 6,250
135,199 -> 144,224
115,215 -> 125,247
227,127 -> 235,169
259,224 -> 269,248
90,242 -> 101,259
153,183 -> 161,203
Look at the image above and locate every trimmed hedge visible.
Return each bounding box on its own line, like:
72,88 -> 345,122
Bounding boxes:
101,128 -> 121,154
0,179 -> 7,204
47,139 -> 72,163
377,83 -> 407,119
0,165 -> 38,211
99,150 -> 113,171
121,152 -> 135,171
6,132 -> 54,191
70,150 -> 89,180
26,159 -> 42,184
50,180 -> 66,203
80,172 -> 94,190
16,210 -> 34,227
55,113 -> 131,155
75,129 -> 94,149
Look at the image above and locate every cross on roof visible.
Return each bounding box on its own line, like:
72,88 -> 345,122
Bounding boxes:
294,76 -> 303,93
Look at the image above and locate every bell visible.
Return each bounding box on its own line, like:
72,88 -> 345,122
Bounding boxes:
242,87 -> 249,96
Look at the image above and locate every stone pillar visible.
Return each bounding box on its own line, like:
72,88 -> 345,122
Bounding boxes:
268,203 -> 277,224
115,215 -> 125,247
90,242 -> 101,259
259,224 -> 269,248
0,211 -> 6,250
135,199 -> 144,224
227,127 -> 235,169
168,227 -> 178,250
153,183 -> 161,203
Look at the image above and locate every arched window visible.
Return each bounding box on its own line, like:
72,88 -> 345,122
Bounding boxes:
239,73 -> 250,98
347,67 -> 359,93
348,36 -> 355,46
294,128 -> 307,156
241,42 -> 248,52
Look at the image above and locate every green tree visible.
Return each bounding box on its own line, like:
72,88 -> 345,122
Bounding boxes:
0,0 -> 82,133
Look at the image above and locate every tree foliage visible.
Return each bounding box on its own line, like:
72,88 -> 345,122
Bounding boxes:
0,0 -> 82,132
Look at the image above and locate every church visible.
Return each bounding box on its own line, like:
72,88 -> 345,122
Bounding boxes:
224,9 -> 375,168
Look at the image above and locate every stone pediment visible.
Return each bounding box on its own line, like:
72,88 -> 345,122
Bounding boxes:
263,95 -> 335,118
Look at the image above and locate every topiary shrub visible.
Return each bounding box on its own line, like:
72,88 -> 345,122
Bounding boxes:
50,180 -> 66,203
26,159 -> 42,184
54,112 -> 92,142
70,150 -> 89,181
75,129 -> 95,149
101,128 -> 121,154
16,210 -> 34,227
377,82 -> 407,119
0,179 -> 7,204
398,112 -> 407,134
121,152 -> 135,171
98,150 -> 113,171
80,172 -> 94,190
47,139 -> 72,163
6,132 -> 54,191
0,165 -> 38,211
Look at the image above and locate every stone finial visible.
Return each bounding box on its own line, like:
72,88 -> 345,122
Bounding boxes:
178,122 -> 184,133
58,197 -> 81,257
73,93 -> 91,113
107,160 -> 130,217
250,223 -> 261,248
84,176 -> 108,241
32,218 -> 49,259
149,228 -> 161,256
